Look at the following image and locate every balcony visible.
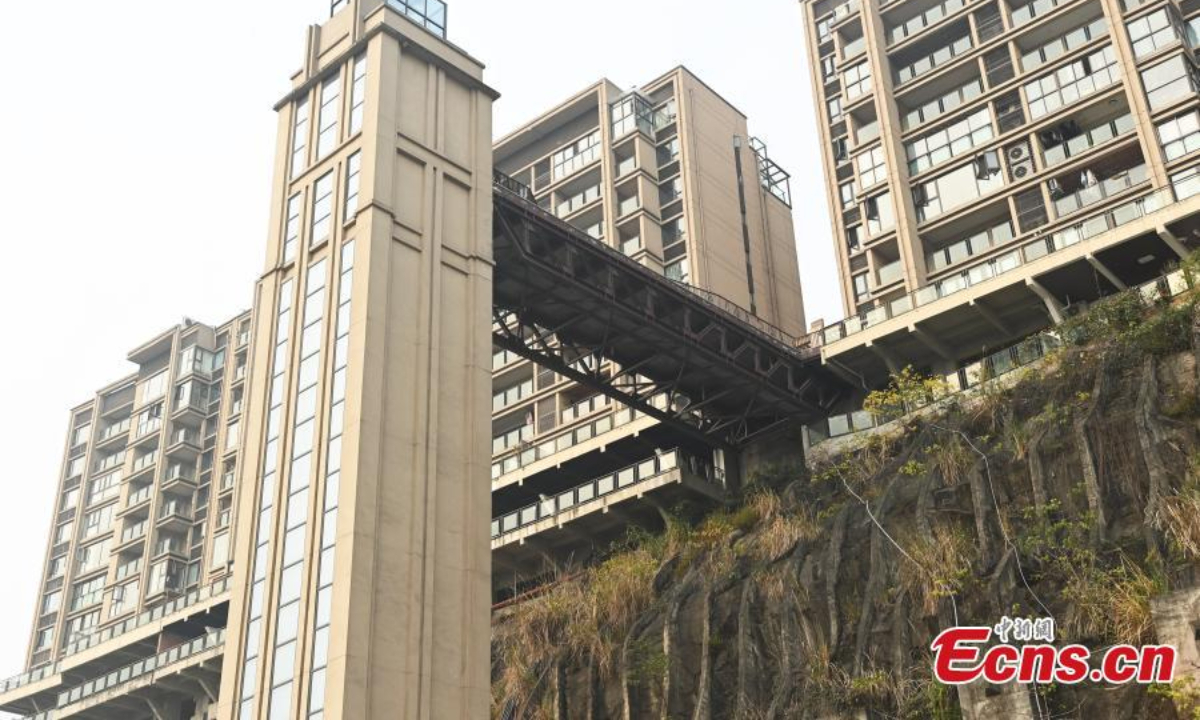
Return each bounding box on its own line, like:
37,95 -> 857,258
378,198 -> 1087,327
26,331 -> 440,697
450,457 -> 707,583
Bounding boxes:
874,259 -> 904,288
560,394 -> 612,425
492,425 -> 532,456
164,428 -> 201,460
114,521 -> 148,553
55,629 -> 225,717
152,538 -> 187,561
1051,165 -> 1149,218
161,464 -> 197,495
127,454 -> 156,481
817,185 -> 1178,346
1042,114 -> 1136,168
887,0 -> 970,47
95,418 -> 131,449
895,33 -> 972,86
58,577 -> 230,660
492,378 -> 534,412
118,486 -> 152,518
156,501 -> 192,534
492,451 -> 726,586
131,418 -> 162,444
171,392 -> 208,426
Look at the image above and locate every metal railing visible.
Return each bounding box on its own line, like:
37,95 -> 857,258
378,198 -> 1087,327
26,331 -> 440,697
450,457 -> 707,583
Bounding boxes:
57,629 -> 225,708
492,450 -> 720,539
807,266 -> 1194,445
817,186 -> 1176,346
0,663 -> 59,696
60,578 -> 230,657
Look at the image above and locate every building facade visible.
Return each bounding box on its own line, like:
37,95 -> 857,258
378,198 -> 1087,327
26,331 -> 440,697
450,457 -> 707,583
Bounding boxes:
0,2 -> 811,719
489,68 -> 806,594
2,313 -> 251,718
799,0 -> 1200,398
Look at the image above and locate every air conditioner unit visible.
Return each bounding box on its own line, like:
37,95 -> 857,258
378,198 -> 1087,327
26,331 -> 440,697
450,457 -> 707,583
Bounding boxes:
1013,164 -> 1031,179
1005,140 -> 1034,182
1007,143 -> 1029,163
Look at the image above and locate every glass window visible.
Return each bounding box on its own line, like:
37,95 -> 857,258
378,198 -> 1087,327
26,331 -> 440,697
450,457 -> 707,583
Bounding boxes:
291,97 -> 310,179
902,78 -> 983,130
827,96 -> 842,121
349,54 -> 367,134
1023,46 -> 1119,119
856,146 -> 888,190
1158,110 -> 1200,161
551,131 -> 601,181
915,152 -> 1004,222
905,107 -> 994,175
344,152 -> 362,223
140,372 -> 168,404
853,273 -> 869,300
665,259 -> 690,283
42,591 -> 61,614
1127,9 -> 1182,59
843,62 -> 872,101
865,192 -> 895,237
311,172 -> 335,247
1142,55 -> 1200,111
283,193 -> 303,264
1021,17 -> 1107,71
317,73 -> 342,159
839,181 -> 856,209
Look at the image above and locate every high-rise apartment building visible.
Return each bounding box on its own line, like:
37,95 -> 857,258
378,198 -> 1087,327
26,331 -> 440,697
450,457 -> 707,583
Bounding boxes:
0,313 -> 251,717
0,2 -> 810,719
799,0 -> 1200,392
489,68 -> 806,594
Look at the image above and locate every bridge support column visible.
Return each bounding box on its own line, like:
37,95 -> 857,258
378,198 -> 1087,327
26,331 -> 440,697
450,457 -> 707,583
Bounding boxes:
737,420 -> 808,489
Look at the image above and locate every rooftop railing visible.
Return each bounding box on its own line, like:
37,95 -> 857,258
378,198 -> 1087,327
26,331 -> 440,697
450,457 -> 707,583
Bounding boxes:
57,629 -> 225,709
0,662 -> 59,697
385,0 -> 447,38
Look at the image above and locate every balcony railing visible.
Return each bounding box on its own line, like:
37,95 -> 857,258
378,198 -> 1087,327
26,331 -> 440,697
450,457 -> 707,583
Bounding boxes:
125,486 -> 152,509
129,454 -> 155,475
560,394 -> 612,424
168,428 -> 200,448
1051,165 -> 1148,218
808,265 -> 1193,445
492,450 -> 719,539
57,629 -> 225,709
120,522 -> 147,545
0,662 -> 60,696
895,34 -> 972,85
888,0 -> 970,46
875,260 -> 904,287
97,419 -> 131,443
59,578 -> 230,658
492,425 -> 532,455
818,185 -> 1177,346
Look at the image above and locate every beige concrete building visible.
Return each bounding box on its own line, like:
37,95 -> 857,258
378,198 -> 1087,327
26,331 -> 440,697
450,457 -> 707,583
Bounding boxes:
0,2 -> 812,718
489,68 -> 806,594
798,0 -> 1200,414
0,313 -> 251,718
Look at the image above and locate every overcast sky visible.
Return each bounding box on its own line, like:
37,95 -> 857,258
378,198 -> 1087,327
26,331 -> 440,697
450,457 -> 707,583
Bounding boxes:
0,0 -> 835,679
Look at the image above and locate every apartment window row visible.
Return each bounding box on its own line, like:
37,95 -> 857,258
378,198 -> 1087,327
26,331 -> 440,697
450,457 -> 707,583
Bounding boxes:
307,239 -> 354,718
556,184 -> 602,217
888,0 -> 969,45
1021,16 -> 1107,72
76,538 -> 111,575
552,130 -> 601,182
344,152 -> 362,222
283,193 -> 303,264
109,578 -> 140,618
905,107 -> 993,175
843,62 -> 872,101
81,504 -> 115,539
1023,45 -> 1119,120
70,575 -> 105,612
895,33 -> 972,85
292,54 -> 365,180
269,257 -> 330,720
1142,55 -> 1200,111
927,219 -> 1015,272
1011,0 -> 1070,28
828,96 -> 843,122
902,77 -> 983,130
1128,8 -> 1184,59
1158,109 -> 1200,161
65,610 -> 99,645
1041,113 -> 1135,167
856,145 -> 888,191
663,219 -> 687,262
915,151 -> 1004,222
839,180 -> 856,209
238,276 -> 295,719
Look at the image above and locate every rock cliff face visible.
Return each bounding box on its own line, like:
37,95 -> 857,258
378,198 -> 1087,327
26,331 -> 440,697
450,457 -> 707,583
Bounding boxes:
492,295 -> 1200,720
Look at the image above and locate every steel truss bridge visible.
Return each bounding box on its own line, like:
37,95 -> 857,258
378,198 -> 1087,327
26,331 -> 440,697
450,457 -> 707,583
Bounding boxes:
491,172 -> 850,449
